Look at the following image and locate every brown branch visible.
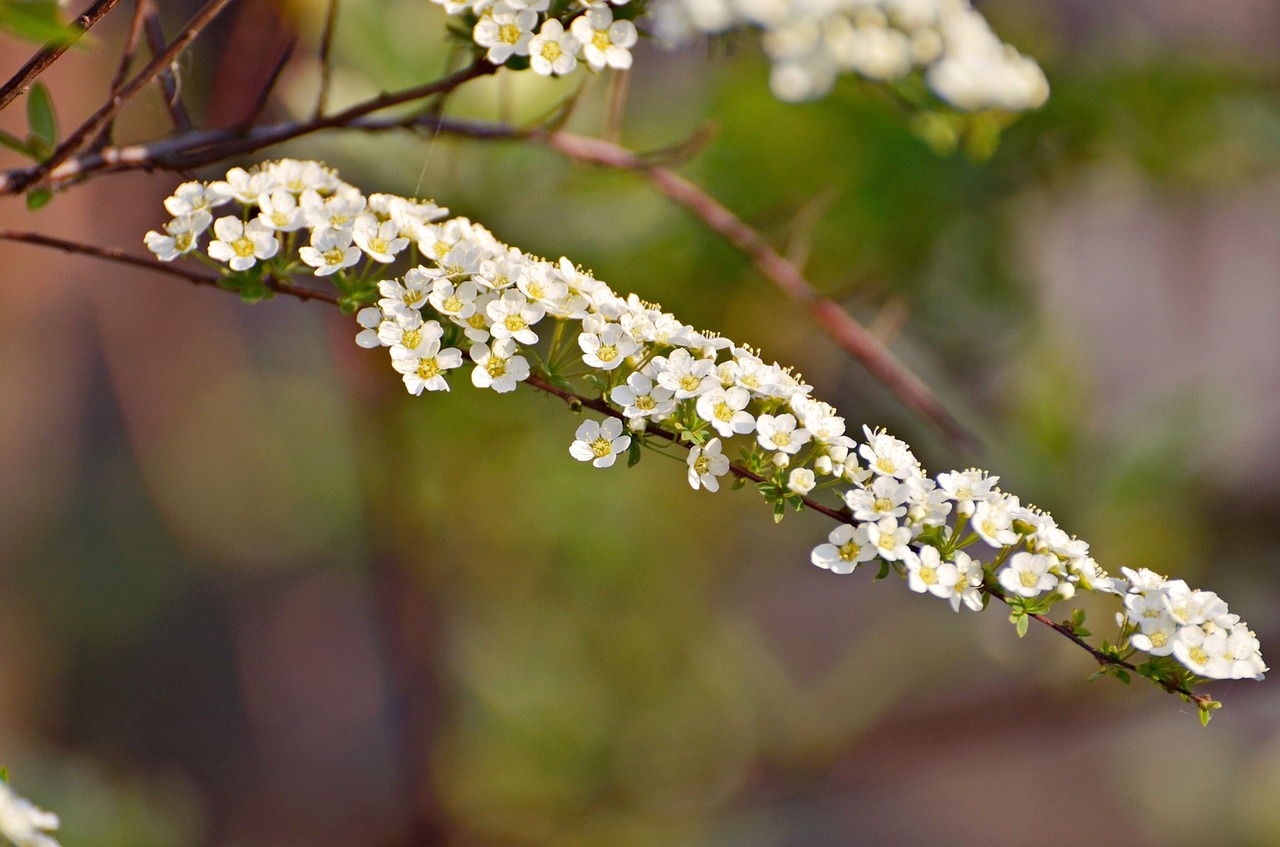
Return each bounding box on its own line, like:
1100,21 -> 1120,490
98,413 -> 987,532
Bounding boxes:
535,129 -> 978,452
0,0 -> 123,113
234,36 -> 297,132
141,0 -> 194,133
8,0 -> 237,194
0,227 -> 1208,707
90,0 -> 149,149
314,0 -> 339,119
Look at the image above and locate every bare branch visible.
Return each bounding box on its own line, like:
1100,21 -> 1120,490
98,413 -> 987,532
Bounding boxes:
91,0 -> 149,149
234,36 -> 297,132
0,0 -> 122,113
314,0 -> 340,119
141,0 -> 194,133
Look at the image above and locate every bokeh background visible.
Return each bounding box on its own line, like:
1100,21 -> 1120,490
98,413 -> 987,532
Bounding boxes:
2,1 -> 1280,844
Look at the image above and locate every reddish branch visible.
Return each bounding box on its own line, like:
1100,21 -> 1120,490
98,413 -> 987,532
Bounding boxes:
0,0 -> 123,113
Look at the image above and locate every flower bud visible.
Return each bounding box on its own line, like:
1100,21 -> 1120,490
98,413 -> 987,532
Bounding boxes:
788,468 -> 816,495
1056,581 -> 1075,601
814,455 -> 833,475
772,451 -> 790,468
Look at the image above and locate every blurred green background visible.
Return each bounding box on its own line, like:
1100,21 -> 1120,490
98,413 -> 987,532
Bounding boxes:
1,1 -> 1279,845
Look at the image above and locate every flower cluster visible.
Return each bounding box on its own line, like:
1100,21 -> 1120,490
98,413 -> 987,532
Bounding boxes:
0,781 -> 60,847
432,0 -> 1047,111
441,0 -> 640,76
650,0 -> 1049,107
146,161 -> 1265,710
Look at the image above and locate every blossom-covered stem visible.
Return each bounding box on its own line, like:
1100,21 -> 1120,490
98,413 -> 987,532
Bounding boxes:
10,0 -> 239,194
0,224 -> 1230,709
0,0 -> 122,113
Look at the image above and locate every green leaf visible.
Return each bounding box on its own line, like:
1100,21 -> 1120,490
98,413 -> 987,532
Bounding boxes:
626,438 -> 641,468
1199,707 -> 1212,727
0,128 -> 34,157
1015,613 -> 1029,638
1114,669 -> 1131,685
0,2 -> 75,45
874,560 -> 891,580
25,187 -> 51,209
26,81 -> 57,152
1087,669 -> 1106,683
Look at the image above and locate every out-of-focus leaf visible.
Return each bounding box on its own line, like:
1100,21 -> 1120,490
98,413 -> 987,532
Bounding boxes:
0,1 -> 75,45
25,186 -> 52,209
0,127 -> 34,157
26,81 -> 57,151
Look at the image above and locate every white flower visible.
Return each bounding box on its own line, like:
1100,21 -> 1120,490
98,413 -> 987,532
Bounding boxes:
610,372 -> 675,424
164,180 -> 231,216
569,417 -> 632,468
354,215 -> 410,263
469,338 -> 529,393
144,211 -> 211,261
687,437 -> 730,492
0,781 -> 60,847
936,468 -> 998,517
206,216 -> 279,271
301,186 -> 367,231
970,495 -> 1021,548
787,468 -> 816,495
695,386 -> 755,438
654,348 -> 719,399
579,323 -> 638,370
529,18 -> 581,76
866,516 -> 912,561
486,290 -> 545,345
843,475 -> 910,522
382,313 -> 442,357
859,425 -> 919,479
473,3 -> 539,65
299,227 -> 361,275
810,523 -> 876,574
570,7 -> 638,71
997,551 -> 1059,598
256,189 -> 307,231
209,166 -> 271,204
379,267 -> 437,318
905,545 -> 960,599
428,279 -> 479,322
354,306 -> 387,349
755,413 -> 811,454
392,339 -> 464,394
950,550 -> 984,612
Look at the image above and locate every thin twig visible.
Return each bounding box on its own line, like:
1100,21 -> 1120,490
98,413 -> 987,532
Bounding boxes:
9,0 -> 238,194
314,0 -> 339,119
234,36 -> 297,132
0,0 -> 122,113
0,227 -> 1209,707
91,0 -> 149,149
141,0 -> 194,133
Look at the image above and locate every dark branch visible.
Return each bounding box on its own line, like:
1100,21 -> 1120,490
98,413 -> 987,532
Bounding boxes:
0,0 -> 123,113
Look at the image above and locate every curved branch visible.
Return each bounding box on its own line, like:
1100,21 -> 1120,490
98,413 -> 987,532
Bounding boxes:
0,227 -> 1209,707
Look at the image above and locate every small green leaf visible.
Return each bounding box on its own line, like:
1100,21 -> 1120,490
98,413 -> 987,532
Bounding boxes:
1087,669 -> 1106,683
1114,669 -> 1131,685
1015,614 -> 1029,638
25,187 -> 52,209
1074,627 -> 1092,638
1199,707 -> 1212,727
874,560 -> 891,580
0,128 -> 34,157
626,438 -> 641,468
26,82 -> 57,152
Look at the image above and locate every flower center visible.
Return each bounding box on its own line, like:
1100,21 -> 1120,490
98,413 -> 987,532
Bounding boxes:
401,329 -> 422,349
541,41 -> 563,62
504,315 -> 527,333
590,437 -> 612,458
596,344 -> 618,362
416,358 -> 441,379
233,237 -> 256,258
636,395 -> 655,411
485,357 -> 507,378
838,540 -> 860,561
592,31 -> 611,52
322,247 -> 345,265
693,456 -> 710,475
499,23 -> 521,45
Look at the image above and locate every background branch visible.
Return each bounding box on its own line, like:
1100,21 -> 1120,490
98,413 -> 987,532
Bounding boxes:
0,0 -> 122,113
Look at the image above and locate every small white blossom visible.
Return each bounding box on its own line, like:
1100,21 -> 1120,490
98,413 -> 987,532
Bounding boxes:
569,417 -> 632,468
787,467 -> 816,495
144,211 -> 211,261
695,386 -> 755,438
998,551 -> 1059,598
810,523 -> 876,574
570,7 -> 638,71
905,545 -> 960,599
206,216 -> 279,271
687,437 -> 730,492
529,18 -> 581,76
0,782 -> 60,847
299,227 -> 360,275
610,372 -> 675,424
469,338 -> 529,393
